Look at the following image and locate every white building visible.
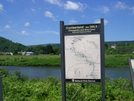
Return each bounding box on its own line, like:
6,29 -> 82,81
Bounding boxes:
111,45 -> 116,49
21,52 -> 34,55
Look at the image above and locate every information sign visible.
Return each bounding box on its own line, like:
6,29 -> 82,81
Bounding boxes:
64,24 -> 100,34
64,34 -> 101,82
60,19 -> 105,101
129,58 -> 134,90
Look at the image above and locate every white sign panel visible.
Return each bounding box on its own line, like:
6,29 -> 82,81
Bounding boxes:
65,34 -> 101,80
131,59 -> 134,72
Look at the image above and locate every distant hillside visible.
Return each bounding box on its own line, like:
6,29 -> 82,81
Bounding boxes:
106,40 -> 134,45
27,40 -> 134,48
27,43 -> 60,48
0,37 -> 26,52
1,36 -> 134,53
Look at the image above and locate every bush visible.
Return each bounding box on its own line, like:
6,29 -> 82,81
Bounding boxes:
1,68 -> 134,101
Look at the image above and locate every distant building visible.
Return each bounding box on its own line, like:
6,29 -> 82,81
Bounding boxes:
21,52 -> 34,55
4,52 -> 13,55
111,45 -> 116,49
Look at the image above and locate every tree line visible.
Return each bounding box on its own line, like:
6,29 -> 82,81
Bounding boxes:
1,36 -> 134,55
26,45 -> 60,55
0,37 -> 60,55
0,37 -> 26,53
105,42 -> 134,55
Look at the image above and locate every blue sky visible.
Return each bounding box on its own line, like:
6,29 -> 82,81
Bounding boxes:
0,0 -> 134,45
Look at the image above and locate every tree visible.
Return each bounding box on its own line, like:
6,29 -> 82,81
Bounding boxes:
53,46 -> 60,55
105,48 -> 116,55
44,45 -> 54,54
39,50 -> 44,54
105,42 -> 108,50
33,45 -> 44,54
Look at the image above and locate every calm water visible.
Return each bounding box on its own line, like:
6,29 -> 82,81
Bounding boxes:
0,66 -> 131,79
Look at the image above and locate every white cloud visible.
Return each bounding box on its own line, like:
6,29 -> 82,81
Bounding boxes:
7,0 -> 14,3
31,8 -> 35,11
0,3 -> 4,12
44,0 -> 85,11
21,31 -> 29,35
64,1 -> 84,11
5,25 -> 10,29
116,2 -> 127,9
44,11 -> 54,18
128,6 -> 134,14
21,31 -> 25,34
102,6 -> 110,13
32,0 -> 35,3
130,7 -> 134,14
116,2 -> 134,14
35,30 -> 59,35
97,6 -> 110,13
46,31 -> 59,34
44,0 -> 62,6
82,14 -> 85,17
94,19 -> 108,25
35,21 -> 39,23
53,19 -> 57,21
25,22 -> 30,27
69,20 -> 78,24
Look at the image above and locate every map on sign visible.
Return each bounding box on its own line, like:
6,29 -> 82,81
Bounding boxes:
65,34 -> 101,79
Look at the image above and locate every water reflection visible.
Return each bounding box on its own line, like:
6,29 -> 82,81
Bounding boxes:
0,66 -> 130,79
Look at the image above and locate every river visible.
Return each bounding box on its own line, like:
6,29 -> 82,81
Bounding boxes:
0,66 -> 131,79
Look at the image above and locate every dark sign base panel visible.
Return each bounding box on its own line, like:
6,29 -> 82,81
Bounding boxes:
66,79 -> 101,83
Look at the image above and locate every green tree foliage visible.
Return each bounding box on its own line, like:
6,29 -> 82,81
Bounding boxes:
105,42 -> 134,55
33,45 -> 45,54
27,45 -> 59,55
1,68 -> 134,101
53,46 -> 60,55
0,37 -> 26,52
44,44 -> 54,54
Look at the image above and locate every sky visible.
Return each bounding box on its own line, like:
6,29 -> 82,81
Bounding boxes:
0,0 -> 134,45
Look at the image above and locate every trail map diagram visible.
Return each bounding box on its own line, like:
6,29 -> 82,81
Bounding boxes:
65,34 -> 101,79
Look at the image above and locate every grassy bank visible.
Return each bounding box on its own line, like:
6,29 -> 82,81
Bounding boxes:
0,68 -> 134,101
0,54 -> 134,67
105,54 -> 134,67
0,55 -> 61,66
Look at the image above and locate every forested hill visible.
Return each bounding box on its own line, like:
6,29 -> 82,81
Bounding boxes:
27,43 -> 60,48
0,37 -> 26,52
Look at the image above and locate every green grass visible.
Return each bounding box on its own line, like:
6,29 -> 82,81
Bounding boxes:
105,54 -> 134,67
0,55 -> 61,66
0,54 -> 134,67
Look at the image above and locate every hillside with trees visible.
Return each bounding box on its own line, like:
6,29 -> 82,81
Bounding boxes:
26,45 -> 60,55
1,36 -> 134,55
105,42 -> 134,55
0,37 -> 60,55
0,37 -> 27,54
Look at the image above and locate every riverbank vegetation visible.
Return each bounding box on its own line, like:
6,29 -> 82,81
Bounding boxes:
0,55 -> 60,66
0,68 -> 134,101
0,54 -> 134,67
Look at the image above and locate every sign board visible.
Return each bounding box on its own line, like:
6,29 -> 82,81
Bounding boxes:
65,34 -> 101,82
128,57 -> 134,90
60,20 -> 104,83
64,24 -> 100,34
60,19 -> 105,101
